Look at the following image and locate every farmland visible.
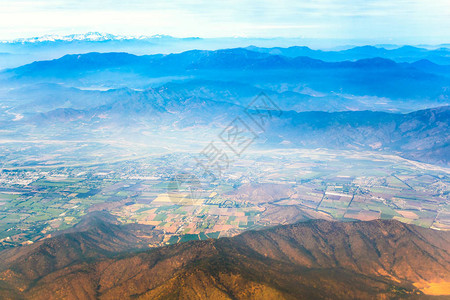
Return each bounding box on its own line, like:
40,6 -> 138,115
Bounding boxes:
0,148 -> 448,249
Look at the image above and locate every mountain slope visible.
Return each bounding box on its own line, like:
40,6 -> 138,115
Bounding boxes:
0,218 -> 449,299
3,80 -> 439,118
26,103 -> 449,166
265,105 -> 450,164
1,78 -> 448,165
0,211 -> 164,296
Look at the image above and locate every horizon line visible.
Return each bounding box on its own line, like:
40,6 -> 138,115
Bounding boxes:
1,32 -> 449,47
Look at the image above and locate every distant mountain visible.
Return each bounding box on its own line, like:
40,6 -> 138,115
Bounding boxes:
0,217 -> 448,299
1,78 -> 445,119
0,32 -> 178,44
247,45 -> 450,65
8,52 -> 157,77
0,50 -> 448,166
0,33 -> 203,70
3,49 -> 449,101
1,33 -> 449,70
263,106 -> 450,165
2,34 -> 449,65
158,80 -> 363,112
5,50 -> 424,75
16,87 -> 449,165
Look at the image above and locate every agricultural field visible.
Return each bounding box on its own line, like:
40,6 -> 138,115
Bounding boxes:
0,148 -> 448,249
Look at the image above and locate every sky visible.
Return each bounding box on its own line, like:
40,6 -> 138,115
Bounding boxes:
0,0 -> 449,44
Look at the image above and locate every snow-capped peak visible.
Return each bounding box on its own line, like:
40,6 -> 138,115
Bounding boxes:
0,32 -> 174,44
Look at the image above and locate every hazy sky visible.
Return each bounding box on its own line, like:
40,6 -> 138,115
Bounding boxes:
1,0 -> 449,43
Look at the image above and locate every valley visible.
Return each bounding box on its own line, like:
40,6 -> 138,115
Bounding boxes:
0,41 -> 449,298
1,147 -> 448,250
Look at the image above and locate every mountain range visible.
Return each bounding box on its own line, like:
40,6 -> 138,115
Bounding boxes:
1,34 -> 450,70
2,49 -> 449,112
0,213 -> 448,299
0,32 -> 177,44
0,48 -> 448,166
1,80 -> 448,165
247,45 -> 450,65
0,40 -> 449,300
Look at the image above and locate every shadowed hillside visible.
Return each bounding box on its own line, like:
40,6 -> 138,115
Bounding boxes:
0,217 -> 449,299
